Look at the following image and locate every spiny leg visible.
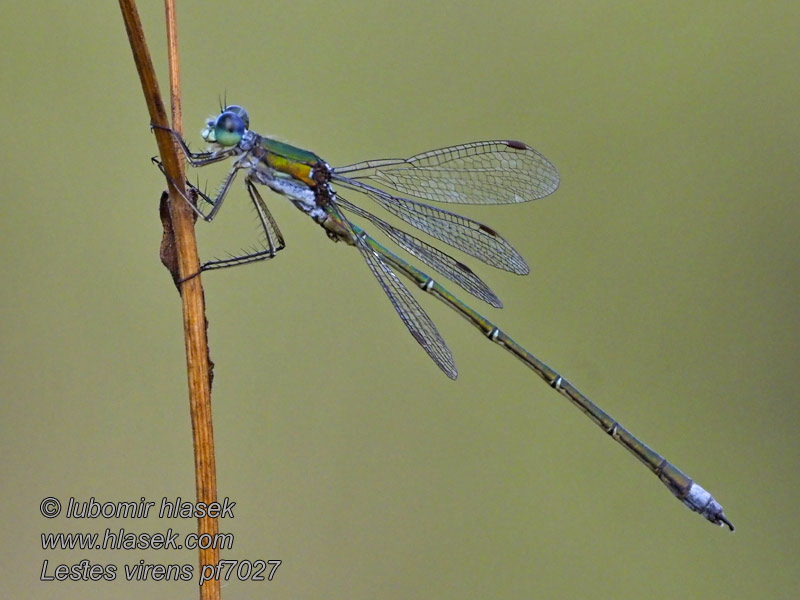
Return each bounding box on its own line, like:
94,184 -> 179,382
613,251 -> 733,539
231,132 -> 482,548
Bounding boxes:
152,123 -> 244,219
152,123 -> 237,166
153,156 -> 244,222
194,178 -> 286,273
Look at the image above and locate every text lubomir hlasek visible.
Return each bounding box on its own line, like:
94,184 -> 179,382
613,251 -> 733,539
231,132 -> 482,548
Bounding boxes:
64,496 -> 235,519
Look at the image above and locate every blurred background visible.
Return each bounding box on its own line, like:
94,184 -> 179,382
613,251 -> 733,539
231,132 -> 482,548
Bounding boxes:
1,1 -> 798,598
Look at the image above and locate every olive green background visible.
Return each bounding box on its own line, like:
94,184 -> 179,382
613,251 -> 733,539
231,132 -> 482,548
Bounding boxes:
1,1 -> 798,598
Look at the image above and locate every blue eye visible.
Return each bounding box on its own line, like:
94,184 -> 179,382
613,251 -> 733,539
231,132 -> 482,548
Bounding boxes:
223,105 -> 250,130
213,111 -> 245,146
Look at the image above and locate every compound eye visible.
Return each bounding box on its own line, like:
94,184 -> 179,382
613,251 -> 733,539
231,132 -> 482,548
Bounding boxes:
223,105 -> 250,130
213,112 -> 245,147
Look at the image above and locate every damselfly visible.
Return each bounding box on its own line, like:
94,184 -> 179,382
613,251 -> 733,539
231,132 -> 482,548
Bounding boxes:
154,105 -> 733,530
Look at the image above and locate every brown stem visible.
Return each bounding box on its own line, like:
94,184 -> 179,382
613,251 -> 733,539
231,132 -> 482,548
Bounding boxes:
119,2 -> 220,599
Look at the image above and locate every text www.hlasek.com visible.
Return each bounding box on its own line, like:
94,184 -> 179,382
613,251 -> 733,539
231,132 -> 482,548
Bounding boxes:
42,528 -> 233,551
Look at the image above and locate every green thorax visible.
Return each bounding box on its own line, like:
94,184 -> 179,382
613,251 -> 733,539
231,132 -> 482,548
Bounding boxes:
257,136 -> 323,187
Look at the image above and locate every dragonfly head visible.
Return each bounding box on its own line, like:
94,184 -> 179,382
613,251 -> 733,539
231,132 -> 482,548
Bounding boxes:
201,105 -> 250,147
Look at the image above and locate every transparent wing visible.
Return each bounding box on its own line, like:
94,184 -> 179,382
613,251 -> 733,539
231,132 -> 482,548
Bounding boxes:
326,200 -> 457,379
333,176 -> 529,275
336,195 -> 502,308
334,140 -> 559,205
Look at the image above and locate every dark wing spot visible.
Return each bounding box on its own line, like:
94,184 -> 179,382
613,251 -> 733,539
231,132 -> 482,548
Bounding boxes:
505,140 -> 527,150
478,224 -> 499,237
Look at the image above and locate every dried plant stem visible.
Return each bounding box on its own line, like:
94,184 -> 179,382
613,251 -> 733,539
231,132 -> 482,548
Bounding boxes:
119,1 -> 220,599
